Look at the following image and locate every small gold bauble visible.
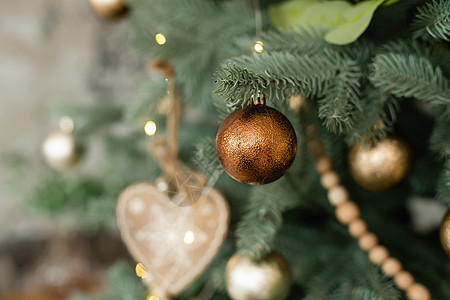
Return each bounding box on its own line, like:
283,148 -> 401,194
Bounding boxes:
440,209 -> 450,257
88,0 -> 127,19
216,103 -> 297,185
41,132 -> 82,171
225,252 -> 291,300
348,136 -> 411,191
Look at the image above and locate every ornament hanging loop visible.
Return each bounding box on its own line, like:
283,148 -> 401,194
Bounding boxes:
148,137 -> 181,178
165,75 -> 180,160
148,59 -> 180,160
147,59 -> 181,169
147,60 -> 204,201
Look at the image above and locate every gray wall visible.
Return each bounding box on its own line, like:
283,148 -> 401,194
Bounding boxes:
0,0 -> 145,243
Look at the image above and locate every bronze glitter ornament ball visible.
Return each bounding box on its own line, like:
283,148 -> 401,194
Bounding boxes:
216,101 -> 297,185
41,132 -> 82,171
88,0 -> 127,19
225,252 -> 291,300
440,209 -> 450,257
348,136 -> 411,191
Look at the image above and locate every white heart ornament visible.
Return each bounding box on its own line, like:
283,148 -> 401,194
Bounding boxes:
117,182 -> 229,296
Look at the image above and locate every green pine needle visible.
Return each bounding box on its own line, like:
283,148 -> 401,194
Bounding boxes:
412,0 -> 450,42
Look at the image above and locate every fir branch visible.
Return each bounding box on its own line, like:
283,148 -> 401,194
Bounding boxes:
345,89 -> 399,144
274,222 -> 349,284
30,173 -> 103,217
50,99 -> 122,139
70,261 -> 146,300
303,252 -> 350,300
123,76 -> 167,129
85,196 -> 118,230
352,256 -> 399,300
260,27 -> 328,54
128,0 -> 257,106
209,260 -> 228,293
412,0 -> 450,42
430,110 -> 450,159
318,59 -> 362,134
192,137 -> 223,187
370,53 -> 450,105
437,160 -> 450,205
235,181 -> 299,260
214,49 -> 352,107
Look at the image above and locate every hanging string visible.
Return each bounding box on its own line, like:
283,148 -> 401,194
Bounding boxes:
146,59 -> 181,177
166,75 -> 180,160
253,0 -> 262,38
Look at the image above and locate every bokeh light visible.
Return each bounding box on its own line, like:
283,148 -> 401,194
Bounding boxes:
144,121 -> 157,136
155,33 -> 166,45
254,41 -> 263,53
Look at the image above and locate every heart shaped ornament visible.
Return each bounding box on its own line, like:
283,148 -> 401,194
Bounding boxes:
117,180 -> 229,297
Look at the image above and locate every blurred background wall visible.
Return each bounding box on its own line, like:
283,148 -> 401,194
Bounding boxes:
0,0 -> 145,278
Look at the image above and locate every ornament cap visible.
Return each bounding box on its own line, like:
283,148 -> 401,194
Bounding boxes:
249,92 -> 265,105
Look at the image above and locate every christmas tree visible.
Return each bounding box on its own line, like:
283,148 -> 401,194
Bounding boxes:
4,0 -> 450,299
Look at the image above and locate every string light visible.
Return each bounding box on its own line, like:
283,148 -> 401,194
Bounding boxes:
144,121 -> 157,136
254,41 -> 263,53
136,263 -> 147,279
184,231 -> 195,244
155,33 -> 166,45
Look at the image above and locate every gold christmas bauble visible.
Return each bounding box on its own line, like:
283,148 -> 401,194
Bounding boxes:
348,136 -> 411,191
88,0 -> 127,19
41,132 -> 82,171
440,209 -> 450,257
225,252 -> 291,300
216,103 -> 297,185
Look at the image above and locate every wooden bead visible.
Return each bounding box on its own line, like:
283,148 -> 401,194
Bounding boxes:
328,185 -> 349,206
306,125 -> 317,137
394,271 -> 414,290
348,219 -> 367,238
369,245 -> 389,265
406,283 -> 430,300
358,233 -> 378,251
316,156 -> 332,174
308,140 -> 325,156
320,171 -> 340,189
381,257 -> 402,276
336,201 -> 360,224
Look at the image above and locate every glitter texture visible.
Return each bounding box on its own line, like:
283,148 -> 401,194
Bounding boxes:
440,209 -> 450,257
216,104 -> 297,185
348,136 -> 411,191
225,252 -> 291,300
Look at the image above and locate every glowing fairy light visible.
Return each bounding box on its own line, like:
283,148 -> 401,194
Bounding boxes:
155,33 -> 166,45
254,41 -> 263,53
184,231 -> 195,244
135,263 -> 147,279
144,121 -> 157,136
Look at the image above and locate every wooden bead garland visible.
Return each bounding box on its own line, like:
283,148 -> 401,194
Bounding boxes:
358,232 -> 378,251
328,186 -> 349,206
336,201 -> 360,224
406,283 -> 431,300
369,245 -> 389,265
348,219 -> 367,238
382,258 -> 402,276
311,140 -> 431,300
